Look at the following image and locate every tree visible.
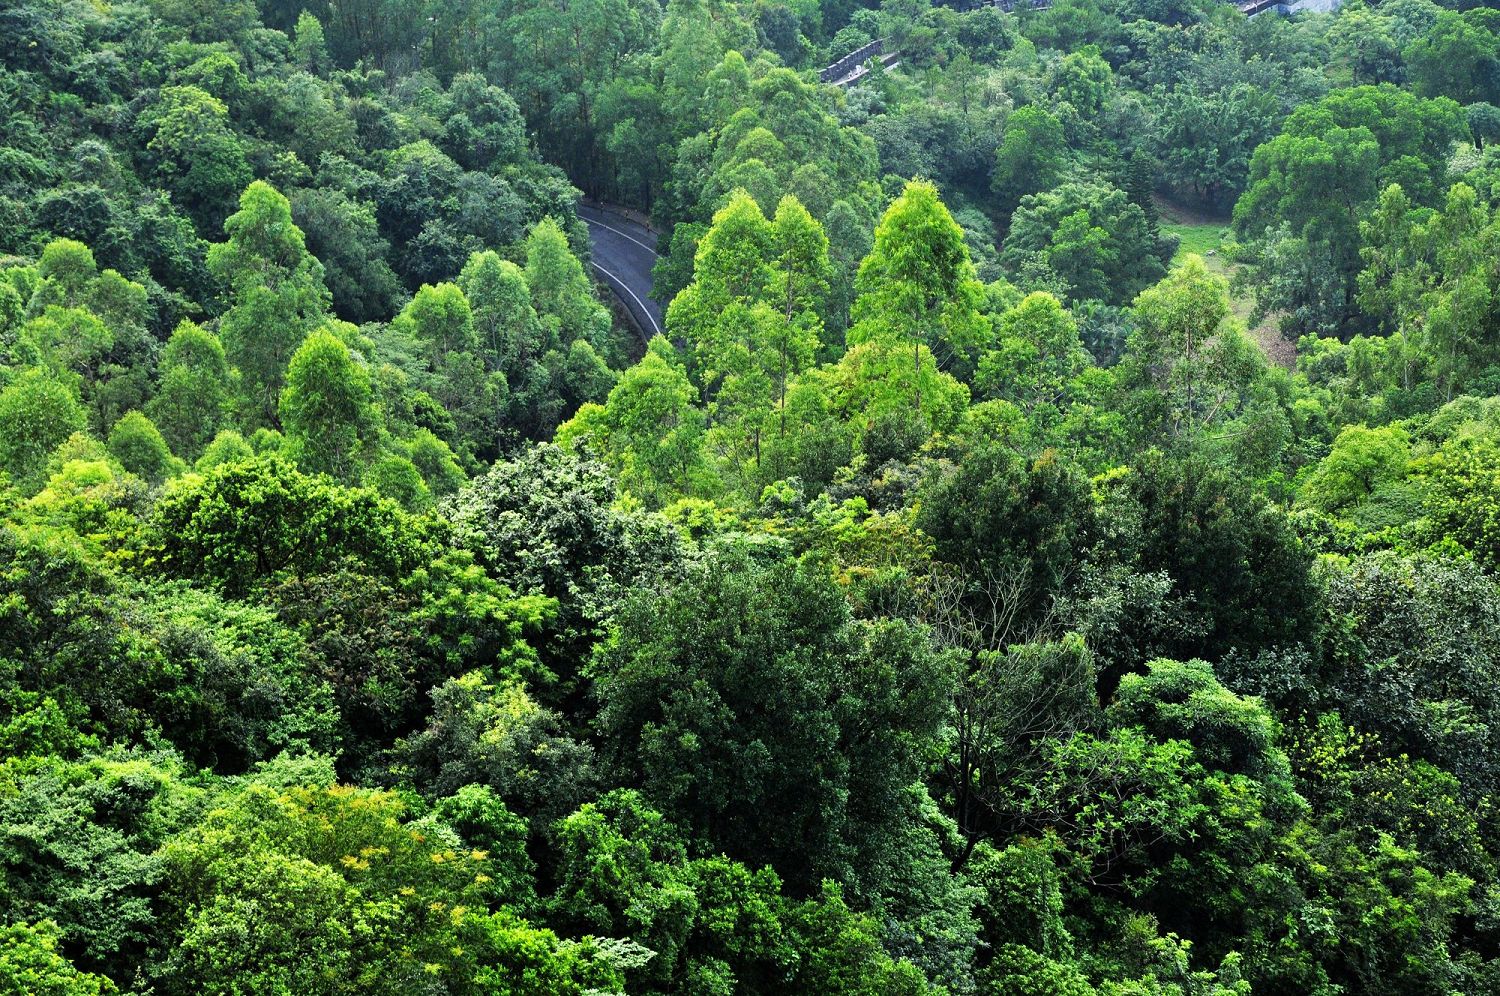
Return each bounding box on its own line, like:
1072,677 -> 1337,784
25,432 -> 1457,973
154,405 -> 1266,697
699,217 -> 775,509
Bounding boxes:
1151,84 -> 1280,207
1233,85 -> 1466,335
391,282 -> 506,456
1109,658 -> 1282,780
992,106 -> 1068,219
1467,102 -> 1500,149
665,192 -> 829,484
362,454 -> 432,512
1003,180 -> 1168,306
445,442 -> 680,692
1298,424 -> 1411,515
0,370 -> 87,494
975,292 -> 1090,412
397,283 -> 479,366
291,11 -> 329,74
154,780 -> 620,996
106,411 -> 182,485
0,920 -> 116,996
850,180 -> 986,407
278,329 -> 378,481
290,188 -> 401,324
150,456 -> 427,597
935,637 -> 1102,865
765,195 -> 831,434
19,307 -> 112,416
593,543 -> 955,893
1117,256 -> 1279,455
138,86 -> 251,231
461,251 -> 543,377
1054,45 -> 1113,119
393,673 -> 596,824
556,341 -> 716,506
207,182 -> 330,426
1405,11 -> 1500,106
406,429 -> 467,496
525,218 -> 609,353
666,190 -> 775,386
917,444 -> 1096,629
1357,183 -> 1500,396
195,430 -> 254,472
1096,453 -> 1319,665
147,321 -> 228,460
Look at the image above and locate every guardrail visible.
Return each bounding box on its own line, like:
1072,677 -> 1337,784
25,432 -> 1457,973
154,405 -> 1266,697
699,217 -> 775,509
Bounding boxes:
820,39 -> 885,83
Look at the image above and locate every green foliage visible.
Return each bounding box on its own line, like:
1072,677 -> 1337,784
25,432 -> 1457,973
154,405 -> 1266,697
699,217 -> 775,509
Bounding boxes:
395,673 -> 597,826
593,543 -> 954,892
154,779 -> 621,996
8,3 -> 1500,993
1314,552 -> 1500,800
526,218 -> 611,354
547,789 -> 935,995
279,329 -> 378,481
445,442 -> 681,693
1357,182 -> 1500,394
106,412 -> 182,486
0,370 -> 87,494
149,456 -> 429,598
0,752 -> 197,978
1096,453 -> 1319,663
850,180 -> 986,382
558,343 -> 717,507
363,454 -> 432,512
993,105 -> 1068,217
0,920 -> 116,996
138,86 -> 251,231
406,429 -> 468,496
207,182 -> 331,426
976,291 -> 1092,411
1117,257 -> 1288,467
1234,84 -> 1466,335
147,322 -> 229,460
918,445 -> 1096,625
1298,424 -> 1411,515
1004,180 -> 1169,306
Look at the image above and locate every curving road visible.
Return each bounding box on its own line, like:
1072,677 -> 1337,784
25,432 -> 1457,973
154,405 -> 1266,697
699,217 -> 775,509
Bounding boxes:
579,202 -> 664,340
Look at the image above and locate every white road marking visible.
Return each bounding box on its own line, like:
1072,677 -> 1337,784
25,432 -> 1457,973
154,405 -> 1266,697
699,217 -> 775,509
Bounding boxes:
582,215 -> 660,257
590,259 -> 663,336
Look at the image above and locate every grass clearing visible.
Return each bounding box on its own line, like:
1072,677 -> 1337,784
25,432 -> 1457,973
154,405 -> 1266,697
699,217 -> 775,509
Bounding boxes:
1162,221 -> 1231,263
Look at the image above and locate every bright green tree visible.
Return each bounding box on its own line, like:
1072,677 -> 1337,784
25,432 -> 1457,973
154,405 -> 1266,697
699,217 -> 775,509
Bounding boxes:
147,321 -> 229,459
207,182 -> 331,426
278,328 -> 377,480
850,180 -> 986,408
556,340 -> 715,506
107,411 -> 183,484
975,292 -> 1090,411
525,218 -> 609,352
1298,424 -> 1411,515
0,920 -> 117,996
0,370 -> 87,493
461,250 -> 543,376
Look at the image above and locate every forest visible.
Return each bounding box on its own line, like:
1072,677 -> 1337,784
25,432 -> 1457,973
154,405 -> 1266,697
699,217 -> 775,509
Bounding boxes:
5,0 -> 1500,992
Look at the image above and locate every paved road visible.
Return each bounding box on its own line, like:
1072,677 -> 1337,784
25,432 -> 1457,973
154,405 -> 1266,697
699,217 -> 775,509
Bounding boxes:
579,202 -> 664,340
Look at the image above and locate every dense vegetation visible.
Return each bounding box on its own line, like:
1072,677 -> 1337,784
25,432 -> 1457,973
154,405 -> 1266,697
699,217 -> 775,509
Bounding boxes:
7,0 -> 1500,992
